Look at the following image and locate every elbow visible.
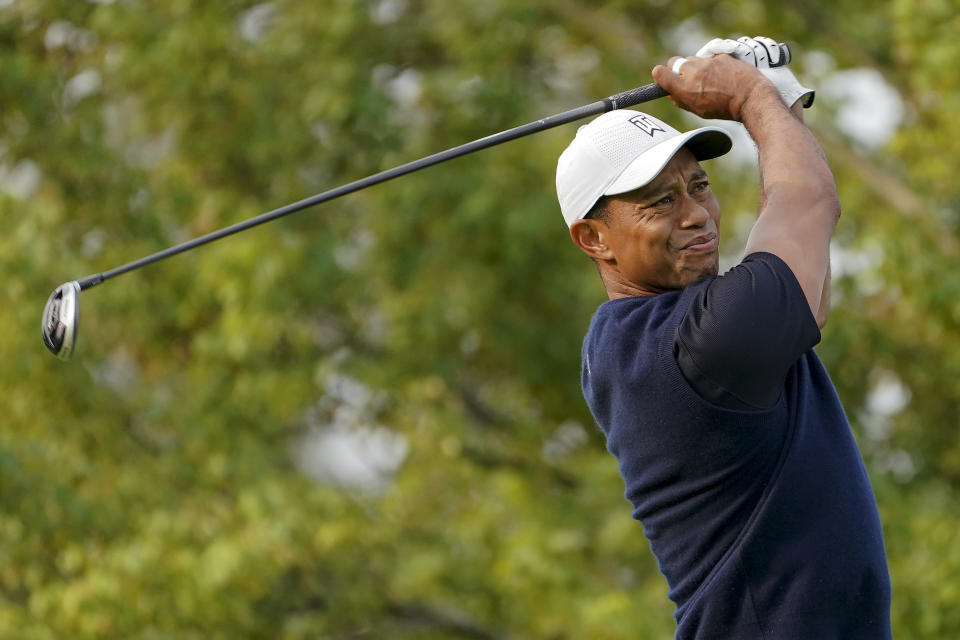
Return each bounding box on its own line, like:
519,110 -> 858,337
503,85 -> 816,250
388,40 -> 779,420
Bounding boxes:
816,166 -> 842,221
765,179 -> 842,225
810,183 -> 842,226
824,191 -> 842,225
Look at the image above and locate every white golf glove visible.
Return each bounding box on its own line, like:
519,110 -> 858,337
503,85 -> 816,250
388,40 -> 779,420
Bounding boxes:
696,35 -> 815,109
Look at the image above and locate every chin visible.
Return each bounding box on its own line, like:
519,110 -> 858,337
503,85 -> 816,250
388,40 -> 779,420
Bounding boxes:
681,263 -> 720,287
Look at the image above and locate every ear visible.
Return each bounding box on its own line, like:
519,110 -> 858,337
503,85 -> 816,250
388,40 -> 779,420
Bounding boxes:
570,219 -> 615,262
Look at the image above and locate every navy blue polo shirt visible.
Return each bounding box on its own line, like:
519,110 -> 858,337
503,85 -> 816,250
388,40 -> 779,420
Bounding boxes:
581,252 -> 891,639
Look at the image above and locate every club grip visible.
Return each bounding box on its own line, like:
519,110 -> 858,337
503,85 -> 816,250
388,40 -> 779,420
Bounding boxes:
604,83 -> 669,111
774,42 -> 791,67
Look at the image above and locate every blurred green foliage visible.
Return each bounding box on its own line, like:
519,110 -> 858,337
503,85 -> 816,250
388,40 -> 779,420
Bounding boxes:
1,0 -> 958,638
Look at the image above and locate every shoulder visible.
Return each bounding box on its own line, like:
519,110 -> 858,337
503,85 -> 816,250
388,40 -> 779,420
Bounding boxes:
676,252 -> 822,409
586,290 -> 688,349
700,252 -> 811,304
682,252 -> 819,343
583,289 -> 693,390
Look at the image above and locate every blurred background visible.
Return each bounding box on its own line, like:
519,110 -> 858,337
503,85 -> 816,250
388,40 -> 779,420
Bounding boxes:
2,0 -> 958,638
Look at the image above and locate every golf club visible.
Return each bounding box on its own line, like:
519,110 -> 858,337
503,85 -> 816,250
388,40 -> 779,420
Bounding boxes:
41,42 -> 791,361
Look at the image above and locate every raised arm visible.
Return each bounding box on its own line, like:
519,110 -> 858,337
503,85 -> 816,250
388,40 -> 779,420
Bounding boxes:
652,54 -> 839,325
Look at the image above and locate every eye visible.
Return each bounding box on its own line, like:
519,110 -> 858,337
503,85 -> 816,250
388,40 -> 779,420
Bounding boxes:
692,180 -> 710,192
653,194 -> 674,207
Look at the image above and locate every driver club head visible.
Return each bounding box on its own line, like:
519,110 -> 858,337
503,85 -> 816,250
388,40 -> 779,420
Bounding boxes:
42,281 -> 80,360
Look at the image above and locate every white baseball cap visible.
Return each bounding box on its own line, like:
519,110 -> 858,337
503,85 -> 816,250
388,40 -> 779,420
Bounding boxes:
556,110 -> 733,226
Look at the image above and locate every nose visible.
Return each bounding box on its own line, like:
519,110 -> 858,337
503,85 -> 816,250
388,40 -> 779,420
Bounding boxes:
678,194 -> 710,229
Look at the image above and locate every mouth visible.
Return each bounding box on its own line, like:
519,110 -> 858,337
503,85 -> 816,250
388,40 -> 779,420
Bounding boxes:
681,234 -> 718,253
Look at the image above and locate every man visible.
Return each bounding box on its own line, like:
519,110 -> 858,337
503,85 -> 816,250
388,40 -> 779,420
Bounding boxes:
556,37 -> 892,639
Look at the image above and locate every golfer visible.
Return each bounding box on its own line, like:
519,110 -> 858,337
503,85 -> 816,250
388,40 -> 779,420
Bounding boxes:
557,37 -> 891,639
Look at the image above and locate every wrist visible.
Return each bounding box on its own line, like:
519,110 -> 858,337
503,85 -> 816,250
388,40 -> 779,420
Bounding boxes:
736,80 -> 787,124
760,67 -> 816,110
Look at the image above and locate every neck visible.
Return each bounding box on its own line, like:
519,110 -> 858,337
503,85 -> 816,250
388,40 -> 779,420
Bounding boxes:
599,268 -> 667,299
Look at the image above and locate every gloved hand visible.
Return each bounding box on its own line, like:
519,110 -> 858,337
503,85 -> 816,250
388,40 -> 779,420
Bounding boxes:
696,35 -> 815,109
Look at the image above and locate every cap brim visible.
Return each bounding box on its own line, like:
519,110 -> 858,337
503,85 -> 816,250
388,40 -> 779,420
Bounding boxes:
603,126 -> 732,196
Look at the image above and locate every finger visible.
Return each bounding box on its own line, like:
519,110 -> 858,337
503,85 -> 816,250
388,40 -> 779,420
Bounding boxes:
695,38 -> 733,58
707,38 -> 761,64
739,35 -> 774,68
651,63 -> 669,82
731,40 -> 756,62
653,59 -> 699,112
736,36 -> 760,67
753,35 -> 780,66
697,38 -> 752,58
652,62 -> 684,94
695,38 -> 721,59
662,57 -> 688,77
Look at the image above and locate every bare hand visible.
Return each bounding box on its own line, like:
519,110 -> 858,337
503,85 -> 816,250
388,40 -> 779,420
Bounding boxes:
651,54 -> 779,122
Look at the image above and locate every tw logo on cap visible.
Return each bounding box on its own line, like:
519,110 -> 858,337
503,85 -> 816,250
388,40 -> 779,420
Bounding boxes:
628,114 -> 666,137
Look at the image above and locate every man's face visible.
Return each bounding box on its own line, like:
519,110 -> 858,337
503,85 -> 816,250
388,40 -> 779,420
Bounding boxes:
601,148 -> 721,293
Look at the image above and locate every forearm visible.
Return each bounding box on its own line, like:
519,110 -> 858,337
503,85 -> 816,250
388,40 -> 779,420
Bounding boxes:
756,99 -> 807,211
741,85 -> 840,319
744,88 -> 838,212
787,103 -> 832,329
